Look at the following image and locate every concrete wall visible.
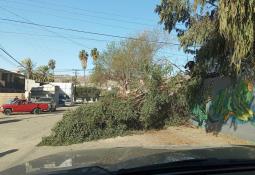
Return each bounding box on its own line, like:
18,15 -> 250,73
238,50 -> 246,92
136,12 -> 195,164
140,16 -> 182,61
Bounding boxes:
193,77 -> 255,142
203,76 -> 232,97
25,79 -> 40,92
0,93 -> 24,105
221,120 -> 255,142
191,119 -> 255,142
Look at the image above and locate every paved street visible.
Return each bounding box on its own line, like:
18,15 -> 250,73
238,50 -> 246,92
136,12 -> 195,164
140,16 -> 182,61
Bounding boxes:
0,107 -> 73,171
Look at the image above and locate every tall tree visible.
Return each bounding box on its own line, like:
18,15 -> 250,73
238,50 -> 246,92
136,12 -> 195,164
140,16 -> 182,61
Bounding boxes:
90,48 -> 99,62
79,50 -> 89,78
48,59 -> 56,75
20,58 -> 34,79
90,31 -> 163,93
155,0 -> 255,78
35,65 -> 51,82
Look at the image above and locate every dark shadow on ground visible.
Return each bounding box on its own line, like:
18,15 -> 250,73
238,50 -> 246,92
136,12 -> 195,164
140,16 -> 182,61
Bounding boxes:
50,109 -> 67,114
205,120 -> 224,135
0,116 -> 16,120
0,119 -> 21,124
0,108 -> 68,117
205,117 -> 240,136
0,109 -> 68,120
0,149 -> 18,157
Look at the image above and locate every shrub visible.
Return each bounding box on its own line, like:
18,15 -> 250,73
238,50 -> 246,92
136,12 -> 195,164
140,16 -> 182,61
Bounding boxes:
165,92 -> 190,126
40,65 -> 191,146
140,91 -> 169,129
40,96 -> 140,146
76,86 -> 101,101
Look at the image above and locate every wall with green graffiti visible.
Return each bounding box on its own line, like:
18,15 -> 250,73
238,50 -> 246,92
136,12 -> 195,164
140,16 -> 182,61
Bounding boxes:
192,78 -> 255,128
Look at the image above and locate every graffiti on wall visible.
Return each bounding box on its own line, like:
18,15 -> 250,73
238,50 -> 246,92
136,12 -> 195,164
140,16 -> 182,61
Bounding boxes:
193,80 -> 255,127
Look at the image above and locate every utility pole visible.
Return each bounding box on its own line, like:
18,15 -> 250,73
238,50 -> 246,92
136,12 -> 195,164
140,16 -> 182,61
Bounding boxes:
73,69 -> 78,101
72,69 -> 83,101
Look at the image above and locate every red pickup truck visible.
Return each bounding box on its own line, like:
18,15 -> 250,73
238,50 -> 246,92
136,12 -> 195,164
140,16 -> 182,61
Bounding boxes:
0,99 -> 50,115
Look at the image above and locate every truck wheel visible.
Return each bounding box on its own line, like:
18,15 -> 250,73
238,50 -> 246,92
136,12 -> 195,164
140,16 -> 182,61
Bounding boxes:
51,107 -> 56,112
4,109 -> 12,115
33,108 -> 41,114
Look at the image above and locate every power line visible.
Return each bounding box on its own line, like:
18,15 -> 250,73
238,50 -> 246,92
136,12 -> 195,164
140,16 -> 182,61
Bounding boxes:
0,53 -> 18,67
0,18 -> 181,46
0,6 -> 91,49
24,0 -> 155,22
0,30 -> 113,42
0,4 -> 138,31
0,30 -> 192,61
0,44 -> 24,68
0,0 -> 157,27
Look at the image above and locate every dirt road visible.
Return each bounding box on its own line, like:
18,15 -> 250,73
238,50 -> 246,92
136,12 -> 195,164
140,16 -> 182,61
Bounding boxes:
0,108 -> 252,171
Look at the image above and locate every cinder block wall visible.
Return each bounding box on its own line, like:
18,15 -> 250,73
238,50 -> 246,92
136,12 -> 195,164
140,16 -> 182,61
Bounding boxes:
0,93 -> 24,105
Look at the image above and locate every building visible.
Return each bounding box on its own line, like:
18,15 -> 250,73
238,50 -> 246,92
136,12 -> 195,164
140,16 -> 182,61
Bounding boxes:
0,68 -> 25,105
31,84 -> 60,105
51,82 -> 74,104
30,82 -> 74,106
0,68 -> 25,93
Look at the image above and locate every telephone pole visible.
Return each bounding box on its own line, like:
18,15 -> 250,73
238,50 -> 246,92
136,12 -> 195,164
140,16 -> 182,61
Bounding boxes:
72,69 -> 83,100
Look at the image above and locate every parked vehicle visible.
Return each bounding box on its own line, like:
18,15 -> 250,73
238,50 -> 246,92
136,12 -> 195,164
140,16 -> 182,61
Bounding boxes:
75,98 -> 83,104
64,99 -> 74,107
35,97 -> 57,112
0,99 -> 49,115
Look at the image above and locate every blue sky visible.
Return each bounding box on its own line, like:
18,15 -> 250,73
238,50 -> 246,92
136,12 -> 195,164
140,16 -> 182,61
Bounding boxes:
0,0 -> 192,75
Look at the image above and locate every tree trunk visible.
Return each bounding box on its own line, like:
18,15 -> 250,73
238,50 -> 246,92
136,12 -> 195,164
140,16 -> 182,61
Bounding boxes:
53,69 -> 55,82
84,69 -> 86,85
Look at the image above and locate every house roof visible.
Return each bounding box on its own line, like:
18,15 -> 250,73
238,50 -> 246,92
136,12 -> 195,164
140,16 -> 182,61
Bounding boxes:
0,68 -> 24,77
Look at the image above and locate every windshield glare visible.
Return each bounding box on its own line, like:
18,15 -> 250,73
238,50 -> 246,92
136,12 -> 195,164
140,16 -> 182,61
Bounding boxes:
0,0 -> 254,174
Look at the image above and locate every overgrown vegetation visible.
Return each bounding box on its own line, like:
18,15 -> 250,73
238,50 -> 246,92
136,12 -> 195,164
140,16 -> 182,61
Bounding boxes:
76,86 -> 101,101
40,64 -> 191,146
155,0 -> 255,77
89,31 -> 166,92
20,58 -> 56,82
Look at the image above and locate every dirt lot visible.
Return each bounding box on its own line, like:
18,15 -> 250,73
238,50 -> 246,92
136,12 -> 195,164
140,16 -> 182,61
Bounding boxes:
0,108 -> 252,171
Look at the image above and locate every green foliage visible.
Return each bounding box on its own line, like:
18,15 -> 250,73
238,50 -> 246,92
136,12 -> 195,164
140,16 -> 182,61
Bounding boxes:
140,65 -> 171,129
219,0 -> 255,71
140,93 -> 166,129
155,0 -> 190,34
192,104 -> 207,126
40,96 -> 140,146
101,87 -> 119,98
34,65 -> 53,82
48,59 -> 56,72
20,58 -> 34,79
79,50 -> 89,77
20,58 -> 55,82
90,62 -> 107,86
76,86 -> 101,101
90,31 -> 162,92
40,64 -> 191,146
90,48 -> 99,62
155,0 -> 255,77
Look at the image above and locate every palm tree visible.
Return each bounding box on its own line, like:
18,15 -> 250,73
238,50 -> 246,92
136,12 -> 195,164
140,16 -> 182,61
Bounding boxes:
36,65 -> 50,82
79,50 -> 88,78
90,48 -> 99,62
48,59 -> 56,81
48,59 -> 56,73
20,58 -> 34,79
